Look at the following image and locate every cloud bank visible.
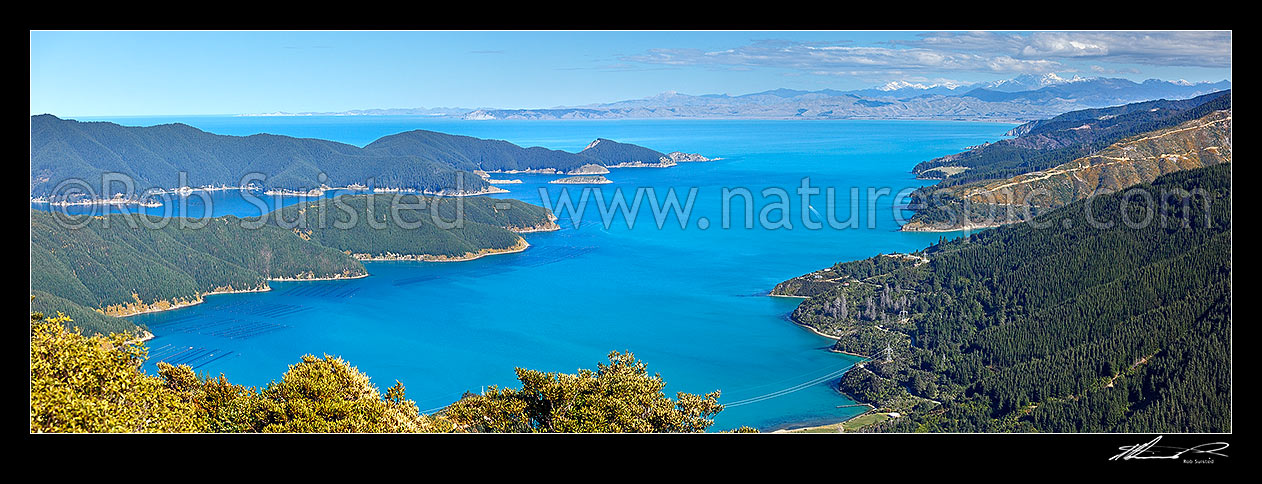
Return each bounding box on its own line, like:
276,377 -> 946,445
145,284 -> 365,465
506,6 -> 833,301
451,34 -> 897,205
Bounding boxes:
622,32 -> 1231,78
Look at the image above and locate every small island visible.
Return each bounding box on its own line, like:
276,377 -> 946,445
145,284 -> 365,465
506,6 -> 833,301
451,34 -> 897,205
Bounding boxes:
665,151 -> 719,163
566,163 -> 610,175
549,175 -> 612,184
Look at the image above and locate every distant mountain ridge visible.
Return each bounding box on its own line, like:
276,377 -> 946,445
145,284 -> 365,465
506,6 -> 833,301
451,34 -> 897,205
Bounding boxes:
30,116 -> 698,200
30,114 -> 492,198
251,75 -> 1230,122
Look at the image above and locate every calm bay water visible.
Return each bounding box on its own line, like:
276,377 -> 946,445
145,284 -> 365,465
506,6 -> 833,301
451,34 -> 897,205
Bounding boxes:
64,116 -> 1012,431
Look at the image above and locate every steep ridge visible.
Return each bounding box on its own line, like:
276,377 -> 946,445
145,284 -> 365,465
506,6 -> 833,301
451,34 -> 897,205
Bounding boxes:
904,101 -> 1231,232
911,90 -> 1230,186
959,110 -> 1231,206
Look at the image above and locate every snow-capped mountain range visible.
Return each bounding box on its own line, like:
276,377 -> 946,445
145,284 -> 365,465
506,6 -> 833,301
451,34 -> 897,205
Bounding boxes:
242,74 -> 1231,122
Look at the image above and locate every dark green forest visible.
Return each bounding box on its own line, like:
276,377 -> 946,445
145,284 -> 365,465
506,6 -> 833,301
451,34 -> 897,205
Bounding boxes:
779,164 -> 1231,432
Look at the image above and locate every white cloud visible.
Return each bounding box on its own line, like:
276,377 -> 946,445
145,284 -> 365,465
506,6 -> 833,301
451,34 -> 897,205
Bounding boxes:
623,39 -> 1063,75
910,31 -> 1231,68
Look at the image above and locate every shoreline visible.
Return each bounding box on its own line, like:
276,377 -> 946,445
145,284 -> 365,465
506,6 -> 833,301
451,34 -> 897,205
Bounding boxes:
510,222 -> 562,233
768,293 -> 809,299
771,405 -> 880,433
899,221 -> 1006,233
110,286 -> 271,318
32,184 -> 511,207
771,294 -> 879,431
266,272 -> 370,282
788,317 -> 871,359
103,218 -> 553,320
354,238 -> 531,263
114,272 -> 369,318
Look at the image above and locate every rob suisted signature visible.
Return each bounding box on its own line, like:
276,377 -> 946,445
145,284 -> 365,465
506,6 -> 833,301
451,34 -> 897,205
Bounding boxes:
1110,436 -> 1229,462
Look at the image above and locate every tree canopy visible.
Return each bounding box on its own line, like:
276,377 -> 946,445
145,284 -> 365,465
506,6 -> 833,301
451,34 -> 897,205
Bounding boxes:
30,310 -> 726,433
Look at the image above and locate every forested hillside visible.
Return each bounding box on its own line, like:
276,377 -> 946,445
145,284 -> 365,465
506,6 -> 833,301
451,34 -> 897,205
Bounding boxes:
577,138 -> 669,166
30,115 -> 491,197
775,164 -> 1231,432
30,210 -> 367,326
31,115 -> 691,200
31,193 -> 558,334
362,130 -> 598,173
265,194 -> 558,260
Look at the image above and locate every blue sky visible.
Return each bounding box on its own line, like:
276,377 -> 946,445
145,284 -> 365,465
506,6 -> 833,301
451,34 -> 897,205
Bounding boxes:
30,30 -> 1232,116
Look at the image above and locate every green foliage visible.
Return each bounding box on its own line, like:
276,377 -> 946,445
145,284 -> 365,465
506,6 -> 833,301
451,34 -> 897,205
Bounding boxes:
247,355 -> 453,433
30,309 -> 454,433
29,290 -> 139,336
443,351 -> 724,433
30,313 -> 204,432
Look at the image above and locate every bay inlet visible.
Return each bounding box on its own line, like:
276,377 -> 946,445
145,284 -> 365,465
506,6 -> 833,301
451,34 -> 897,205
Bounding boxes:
71,116 -> 1012,431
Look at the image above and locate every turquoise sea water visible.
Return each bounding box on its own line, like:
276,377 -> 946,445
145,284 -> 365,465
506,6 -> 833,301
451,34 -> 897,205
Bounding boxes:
53,116 -> 1014,431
